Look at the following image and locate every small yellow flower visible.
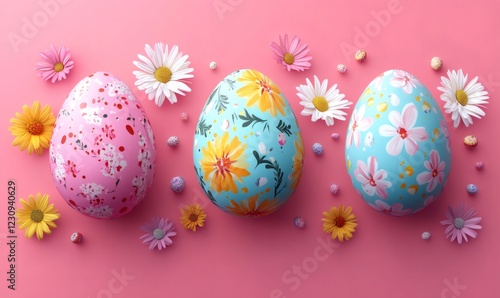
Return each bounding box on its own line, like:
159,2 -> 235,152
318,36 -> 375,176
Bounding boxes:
180,204 -> 206,232
15,193 -> 60,240
322,205 -> 358,242
9,101 -> 56,155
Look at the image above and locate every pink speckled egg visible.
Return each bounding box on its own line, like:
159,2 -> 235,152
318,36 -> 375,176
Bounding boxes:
49,72 -> 156,219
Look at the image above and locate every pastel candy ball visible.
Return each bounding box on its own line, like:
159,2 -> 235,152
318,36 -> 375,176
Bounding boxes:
71,232 -> 83,243
167,136 -> 180,147
431,57 -> 443,70
170,176 -> 186,193
312,143 -> 323,156
330,183 -> 340,195
355,50 -> 367,61
466,184 -> 478,195
345,69 -> 452,216
294,216 -> 305,228
421,231 -> 431,240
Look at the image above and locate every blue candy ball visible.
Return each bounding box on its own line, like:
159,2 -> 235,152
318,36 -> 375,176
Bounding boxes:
466,184 -> 478,195
312,143 -> 323,156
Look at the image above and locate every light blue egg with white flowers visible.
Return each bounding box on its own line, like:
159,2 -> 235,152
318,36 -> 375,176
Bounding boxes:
345,69 -> 452,216
193,69 -> 304,217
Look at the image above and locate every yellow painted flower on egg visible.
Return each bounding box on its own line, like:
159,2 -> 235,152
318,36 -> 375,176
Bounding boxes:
322,205 -> 358,242
16,193 -> 60,240
9,101 -> 56,155
180,204 -> 206,232
226,195 -> 283,217
200,131 -> 251,193
236,70 -> 286,116
290,135 -> 304,189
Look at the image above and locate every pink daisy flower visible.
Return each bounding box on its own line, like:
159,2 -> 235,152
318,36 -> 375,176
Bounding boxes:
416,150 -> 446,192
379,103 -> 428,156
140,217 -> 177,250
35,45 -> 74,83
368,200 -> 411,216
354,156 -> 392,199
440,203 -> 482,244
270,34 -> 312,72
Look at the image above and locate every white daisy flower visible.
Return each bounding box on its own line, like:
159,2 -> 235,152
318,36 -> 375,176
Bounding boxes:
437,69 -> 489,127
296,76 -> 351,126
133,43 -> 194,107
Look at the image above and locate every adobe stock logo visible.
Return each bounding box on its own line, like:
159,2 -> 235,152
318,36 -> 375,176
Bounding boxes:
7,0 -> 72,54
441,278 -> 467,298
339,0 -> 404,61
177,187 -> 210,211
269,236 -> 340,298
213,0 -> 244,21
88,268 -> 135,298
479,73 -> 500,93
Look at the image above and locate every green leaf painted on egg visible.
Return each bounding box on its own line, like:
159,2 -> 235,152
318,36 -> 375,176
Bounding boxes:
239,109 -> 270,131
276,120 -> 292,137
196,117 -> 212,137
252,150 -> 287,197
207,85 -> 230,114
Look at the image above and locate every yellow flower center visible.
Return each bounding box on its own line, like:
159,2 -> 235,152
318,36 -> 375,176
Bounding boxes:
154,66 -> 172,83
30,209 -> 44,223
27,121 -> 44,135
455,90 -> 468,106
312,96 -> 329,112
54,62 -> 64,72
334,216 -> 346,228
283,53 -> 295,65
189,213 -> 198,222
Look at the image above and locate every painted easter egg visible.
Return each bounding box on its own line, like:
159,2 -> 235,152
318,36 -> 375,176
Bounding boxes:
193,69 -> 304,217
49,72 -> 156,219
345,69 -> 452,216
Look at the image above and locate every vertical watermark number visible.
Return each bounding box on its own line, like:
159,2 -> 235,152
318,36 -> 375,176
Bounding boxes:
6,180 -> 17,291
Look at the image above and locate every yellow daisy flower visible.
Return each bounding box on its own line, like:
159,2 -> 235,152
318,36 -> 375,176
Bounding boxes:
15,193 -> 60,240
180,204 -> 206,232
200,131 -> 250,193
322,205 -> 358,242
9,101 -> 56,155
236,69 -> 286,116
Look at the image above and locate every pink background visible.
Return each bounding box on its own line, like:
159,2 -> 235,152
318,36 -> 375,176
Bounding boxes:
1,0 -> 499,297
